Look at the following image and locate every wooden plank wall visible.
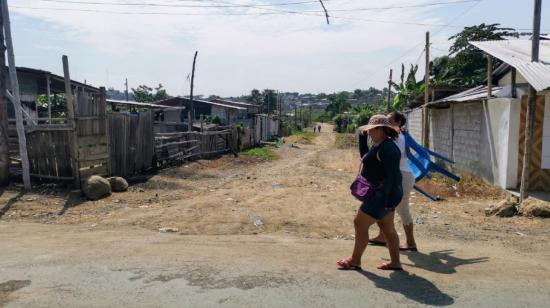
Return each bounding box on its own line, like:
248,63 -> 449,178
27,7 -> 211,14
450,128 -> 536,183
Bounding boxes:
108,111 -> 154,178
75,89 -> 109,180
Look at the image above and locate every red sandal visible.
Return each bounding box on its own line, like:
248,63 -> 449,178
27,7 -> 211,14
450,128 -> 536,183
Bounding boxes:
336,258 -> 362,270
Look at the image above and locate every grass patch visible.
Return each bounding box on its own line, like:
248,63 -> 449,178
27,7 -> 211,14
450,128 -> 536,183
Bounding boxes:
242,147 -> 278,160
292,131 -> 316,141
335,133 -> 358,149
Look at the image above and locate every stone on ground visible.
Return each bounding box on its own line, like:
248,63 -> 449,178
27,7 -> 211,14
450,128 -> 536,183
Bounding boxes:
485,197 -> 517,217
82,176 -> 112,201
108,177 -> 129,192
520,198 -> 550,218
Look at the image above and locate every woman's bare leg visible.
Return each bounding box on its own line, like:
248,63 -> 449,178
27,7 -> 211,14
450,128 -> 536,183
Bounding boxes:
402,223 -> 416,248
350,210 -> 377,265
376,211 -> 401,268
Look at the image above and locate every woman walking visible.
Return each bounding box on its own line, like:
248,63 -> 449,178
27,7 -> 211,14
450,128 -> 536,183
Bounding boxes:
337,115 -> 403,271
369,112 -> 417,251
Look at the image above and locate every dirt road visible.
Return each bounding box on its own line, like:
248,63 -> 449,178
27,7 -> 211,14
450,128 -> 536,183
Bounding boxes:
1,124 -> 550,307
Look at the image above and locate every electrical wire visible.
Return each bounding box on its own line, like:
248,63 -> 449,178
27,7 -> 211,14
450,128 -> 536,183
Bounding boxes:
349,0 -> 484,88
34,0 -> 324,8
34,0 -> 479,12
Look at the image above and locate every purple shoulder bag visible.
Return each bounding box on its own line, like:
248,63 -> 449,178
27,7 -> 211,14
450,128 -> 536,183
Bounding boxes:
350,154 -> 375,201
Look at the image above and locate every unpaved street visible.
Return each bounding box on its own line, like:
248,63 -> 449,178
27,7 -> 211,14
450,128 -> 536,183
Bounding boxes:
1,124 -> 550,307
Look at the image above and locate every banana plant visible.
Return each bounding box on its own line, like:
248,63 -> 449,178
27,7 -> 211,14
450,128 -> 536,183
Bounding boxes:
391,64 -> 424,110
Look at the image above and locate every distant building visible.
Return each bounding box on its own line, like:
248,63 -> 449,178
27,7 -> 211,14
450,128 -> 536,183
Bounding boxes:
154,97 -> 249,125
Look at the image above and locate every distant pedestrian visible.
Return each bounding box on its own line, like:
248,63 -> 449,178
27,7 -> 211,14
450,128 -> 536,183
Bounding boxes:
317,124 -> 322,133
337,114 -> 403,271
313,126 -> 317,133
369,112 -> 417,251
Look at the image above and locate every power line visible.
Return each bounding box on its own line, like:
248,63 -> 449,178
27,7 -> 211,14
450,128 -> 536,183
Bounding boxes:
350,0 -> 484,88
35,0 -> 324,8
34,0 -> 480,12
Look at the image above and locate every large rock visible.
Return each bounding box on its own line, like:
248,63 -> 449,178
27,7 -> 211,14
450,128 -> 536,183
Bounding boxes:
108,177 -> 129,192
485,197 -> 517,217
520,198 -> 550,218
82,175 -> 112,201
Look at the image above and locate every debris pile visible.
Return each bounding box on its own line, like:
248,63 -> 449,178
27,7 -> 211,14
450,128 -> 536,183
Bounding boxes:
485,197 -> 518,217
520,198 -> 550,218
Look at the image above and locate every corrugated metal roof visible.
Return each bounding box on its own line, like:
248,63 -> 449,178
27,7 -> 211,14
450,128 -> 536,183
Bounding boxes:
155,97 -> 247,110
430,85 -> 504,105
470,40 -> 550,91
106,99 -> 174,109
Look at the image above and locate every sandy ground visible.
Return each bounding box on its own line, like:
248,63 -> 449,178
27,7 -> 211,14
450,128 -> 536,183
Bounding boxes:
1,124 -> 550,307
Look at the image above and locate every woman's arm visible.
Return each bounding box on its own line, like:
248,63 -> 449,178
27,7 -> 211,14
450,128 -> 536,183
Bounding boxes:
380,141 -> 402,207
359,132 -> 369,158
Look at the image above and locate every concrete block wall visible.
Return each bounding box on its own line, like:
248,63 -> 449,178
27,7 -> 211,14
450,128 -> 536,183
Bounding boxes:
405,108 -> 423,142
451,103 -> 482,171
429,108 -> 452,160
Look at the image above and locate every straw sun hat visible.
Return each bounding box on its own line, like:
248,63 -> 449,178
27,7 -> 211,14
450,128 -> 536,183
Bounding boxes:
358,114 -> 399,133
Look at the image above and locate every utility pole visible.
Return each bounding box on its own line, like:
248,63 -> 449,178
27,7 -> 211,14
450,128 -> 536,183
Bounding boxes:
0,8 -> 8,185
422,31 -> 430,148
294,104 -> 297,128
520,0 -> 542,203
124,78 -> 129,101
190,51 -> 198,122
387,69 -> 393,112
1,0 -> 30,189
267,92 -> 270,115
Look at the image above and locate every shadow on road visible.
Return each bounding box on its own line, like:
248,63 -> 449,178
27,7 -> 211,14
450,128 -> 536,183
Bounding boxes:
403,249 -> 489,274
358,270 -> 454,306
58,191 -> 87,216
0,190 -> 24,218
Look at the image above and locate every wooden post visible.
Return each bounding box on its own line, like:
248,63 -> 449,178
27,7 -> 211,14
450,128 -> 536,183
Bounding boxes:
0,10 -> 8,185
200,114 -> 204,132
487,54 -> 493,98
187,111 -> 192,132
46,74 -> 52,120
422,31 -> 430,148
62,55 -> 79,187
1,0 -> 30,189
520,0 -> 542,203
294,105 -> 297,128
511,68 -> 517,98
387,69 -> 392,112
190,51 -> 198,121
124,78 -> 129,101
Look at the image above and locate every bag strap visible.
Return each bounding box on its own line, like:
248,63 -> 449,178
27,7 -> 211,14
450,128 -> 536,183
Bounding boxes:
358,153 -> 368,176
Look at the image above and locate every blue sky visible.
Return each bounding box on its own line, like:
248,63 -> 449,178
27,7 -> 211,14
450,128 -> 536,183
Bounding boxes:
10,0 -> 550,97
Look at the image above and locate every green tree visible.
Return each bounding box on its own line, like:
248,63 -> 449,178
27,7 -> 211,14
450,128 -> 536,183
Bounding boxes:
246,89 -> 263,105
262,89 -> 277,113
432,23 -> 519,86
132,84 -> 169,102
153,84 -> 169,101
325,93 -> 351,116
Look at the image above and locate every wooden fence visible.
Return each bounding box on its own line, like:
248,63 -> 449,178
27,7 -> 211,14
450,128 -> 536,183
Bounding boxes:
7,88 -> 108,186
74,89 -> 109,182
108,111 -> 154,178
155,129 -> 237,166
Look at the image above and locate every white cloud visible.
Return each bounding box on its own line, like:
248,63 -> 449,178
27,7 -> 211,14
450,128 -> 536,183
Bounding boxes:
11,0 -> 458,95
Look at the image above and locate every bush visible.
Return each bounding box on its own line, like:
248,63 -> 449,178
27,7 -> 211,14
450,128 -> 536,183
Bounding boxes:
242,147 -> 277,160
333,114 -> 353,133
212,115 -> 222,124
